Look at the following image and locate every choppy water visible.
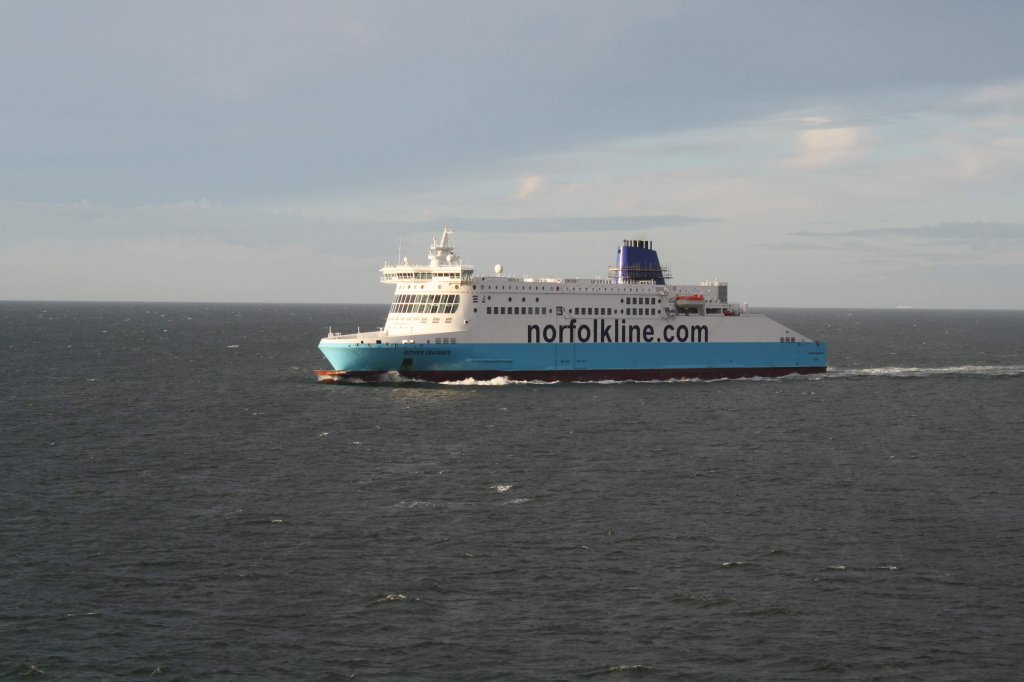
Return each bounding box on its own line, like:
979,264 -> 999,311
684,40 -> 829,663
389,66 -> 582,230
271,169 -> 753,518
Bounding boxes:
2,303 -> 1023,680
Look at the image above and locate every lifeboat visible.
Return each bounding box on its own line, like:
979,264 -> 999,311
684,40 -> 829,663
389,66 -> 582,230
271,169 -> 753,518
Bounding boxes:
674,294 -> 705,310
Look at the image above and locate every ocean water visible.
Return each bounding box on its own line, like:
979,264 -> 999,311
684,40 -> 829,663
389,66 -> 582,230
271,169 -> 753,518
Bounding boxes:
2,302 -> 1023,680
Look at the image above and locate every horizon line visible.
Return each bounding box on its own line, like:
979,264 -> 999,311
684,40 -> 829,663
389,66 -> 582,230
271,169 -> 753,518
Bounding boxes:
2,299 -> 1022,312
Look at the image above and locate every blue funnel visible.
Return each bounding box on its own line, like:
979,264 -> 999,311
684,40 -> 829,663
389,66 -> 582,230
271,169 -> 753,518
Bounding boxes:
613,240 -> 667,284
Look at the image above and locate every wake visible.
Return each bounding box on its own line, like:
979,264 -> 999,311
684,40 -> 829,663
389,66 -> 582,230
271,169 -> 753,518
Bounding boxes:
820,365 -> 1024,379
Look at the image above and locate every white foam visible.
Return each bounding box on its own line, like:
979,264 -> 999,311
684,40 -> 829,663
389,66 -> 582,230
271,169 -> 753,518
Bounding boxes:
439,376 -> 560,386
440,376 -> 514,386
824,563 -> 899,572
395,500 -> 433,509
375,371 -> 419,383
375,594 -> 408,603
339,365 -> 1024,387
825,365 -> 1024,379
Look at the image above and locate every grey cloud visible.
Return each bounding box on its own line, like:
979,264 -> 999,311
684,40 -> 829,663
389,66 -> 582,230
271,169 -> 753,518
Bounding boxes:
5,2 -> 1024,204
438,215 -> 710,233
791,222 -> 1024,245
1,201 -> 709,260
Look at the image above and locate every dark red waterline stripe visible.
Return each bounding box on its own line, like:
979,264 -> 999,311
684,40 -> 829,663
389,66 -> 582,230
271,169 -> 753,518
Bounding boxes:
314,366 -> 825,383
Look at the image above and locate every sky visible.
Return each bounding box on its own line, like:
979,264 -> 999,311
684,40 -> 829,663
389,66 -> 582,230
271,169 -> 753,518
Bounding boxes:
2,1 -> 1023,308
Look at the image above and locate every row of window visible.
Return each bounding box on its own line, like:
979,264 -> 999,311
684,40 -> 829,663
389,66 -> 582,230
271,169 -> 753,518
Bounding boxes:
484,306 -> 661,317
391,305 -> 460,314
569,307 -> 658,316
472,284 -> 667,293
390,294 -> 461,315
486,306 -> 549,315
390,272 -> 468,280
390,294 -> 675,318
390,272 -> 434,280
486,296 -> 660,306
394,294 -> 459,303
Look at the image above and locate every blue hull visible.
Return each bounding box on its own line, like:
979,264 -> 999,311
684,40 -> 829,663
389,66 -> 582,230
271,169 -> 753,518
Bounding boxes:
317,340 -> 827,382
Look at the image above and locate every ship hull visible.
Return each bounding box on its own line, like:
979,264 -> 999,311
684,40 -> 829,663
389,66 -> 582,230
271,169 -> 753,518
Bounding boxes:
317,340 -> 826,383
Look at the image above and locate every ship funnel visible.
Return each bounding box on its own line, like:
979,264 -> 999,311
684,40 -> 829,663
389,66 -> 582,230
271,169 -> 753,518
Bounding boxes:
611,239 -> 668,284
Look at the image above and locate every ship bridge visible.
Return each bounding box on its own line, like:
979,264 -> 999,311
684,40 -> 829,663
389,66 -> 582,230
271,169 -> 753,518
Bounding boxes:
380,226 -> 475,283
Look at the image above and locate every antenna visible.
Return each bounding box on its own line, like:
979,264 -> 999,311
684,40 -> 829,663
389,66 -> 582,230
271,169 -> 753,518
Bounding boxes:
398,236 -> 402,262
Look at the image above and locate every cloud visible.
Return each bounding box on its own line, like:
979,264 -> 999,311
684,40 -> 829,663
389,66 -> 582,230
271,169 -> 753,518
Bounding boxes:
785,125 -> 867,168
8,3 -> 1024,207
0,237 -> 381,303
961,80 -> 1024,107
5,5 -> 1024,308
442,214 -> 711,233
516,175 -> 542,199
790,222 -> 1024,250
793,221 -> 1024,245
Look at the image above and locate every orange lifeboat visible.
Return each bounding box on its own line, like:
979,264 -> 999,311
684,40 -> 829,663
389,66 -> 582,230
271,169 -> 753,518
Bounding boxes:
674,293 -> 705,310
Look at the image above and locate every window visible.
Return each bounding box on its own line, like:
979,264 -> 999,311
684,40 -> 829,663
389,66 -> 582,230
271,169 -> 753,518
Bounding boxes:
391,293 -> 460,315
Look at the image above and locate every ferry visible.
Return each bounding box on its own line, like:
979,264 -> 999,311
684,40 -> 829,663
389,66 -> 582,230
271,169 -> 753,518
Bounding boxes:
316,228 -> 826,382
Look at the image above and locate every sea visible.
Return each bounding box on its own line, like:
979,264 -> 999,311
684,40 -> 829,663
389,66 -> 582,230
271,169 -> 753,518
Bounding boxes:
2,302 -> 1023,681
